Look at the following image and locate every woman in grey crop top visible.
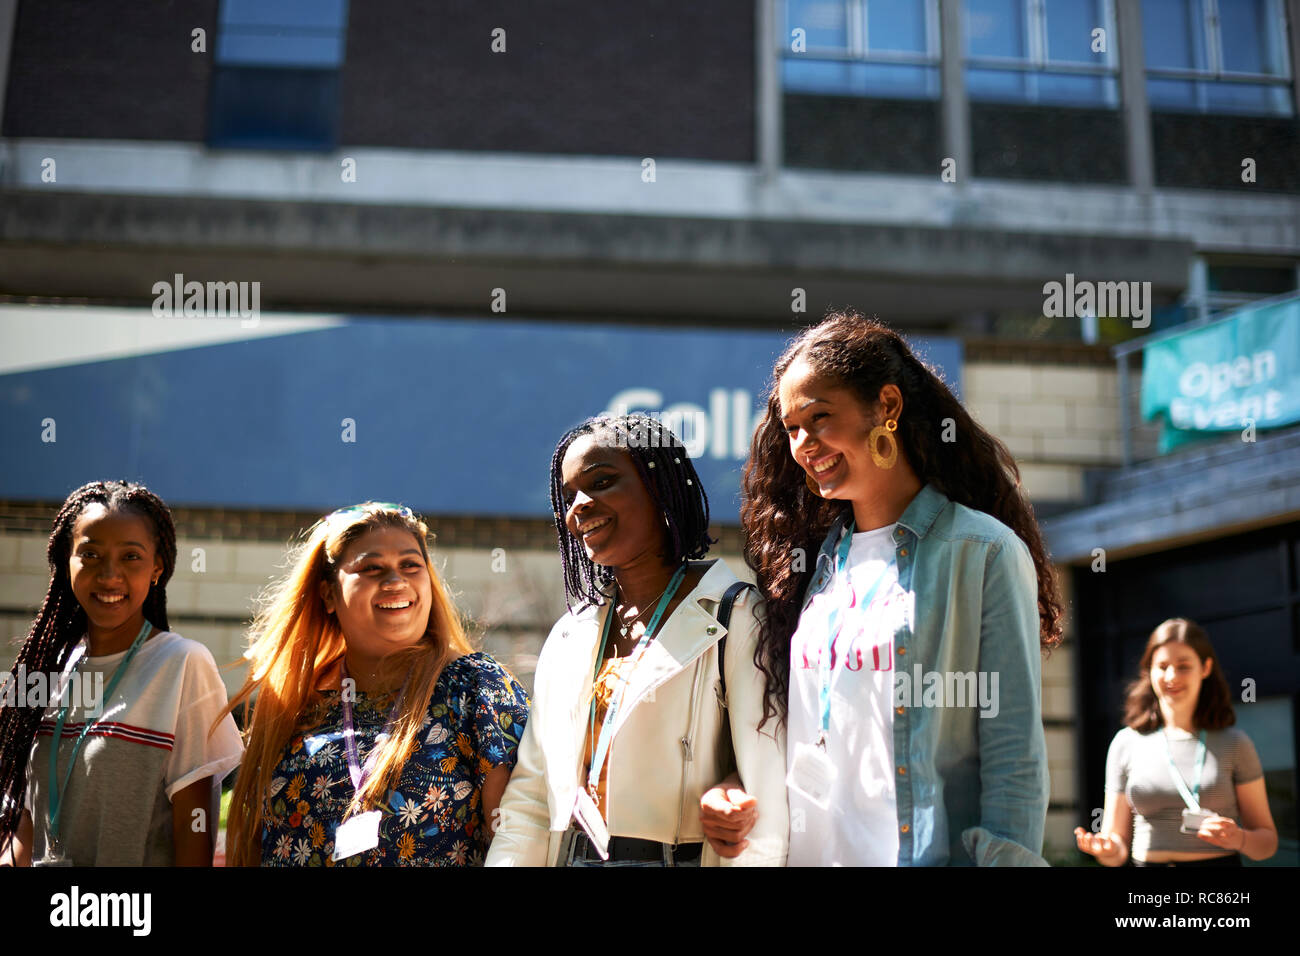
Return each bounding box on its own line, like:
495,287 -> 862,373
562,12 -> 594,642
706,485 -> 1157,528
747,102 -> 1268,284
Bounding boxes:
1074,618 -> 1277,867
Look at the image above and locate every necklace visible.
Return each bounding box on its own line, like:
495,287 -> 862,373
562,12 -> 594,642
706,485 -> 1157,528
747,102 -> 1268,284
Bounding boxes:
614,567 -> 682,639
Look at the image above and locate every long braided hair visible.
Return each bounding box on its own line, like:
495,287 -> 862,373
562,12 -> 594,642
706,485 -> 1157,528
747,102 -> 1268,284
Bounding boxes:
549,413 -> 715,610
0,480 -> 177,843
743,312 -> 1064,729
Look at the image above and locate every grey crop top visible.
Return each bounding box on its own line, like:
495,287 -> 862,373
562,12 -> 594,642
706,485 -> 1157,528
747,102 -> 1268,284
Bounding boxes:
1105,725 -> 1263,857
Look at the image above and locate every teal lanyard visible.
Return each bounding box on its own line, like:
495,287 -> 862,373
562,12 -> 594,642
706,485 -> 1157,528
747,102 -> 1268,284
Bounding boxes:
1161,728 -> 1208,811
586,564 -> 688,797
47,620 -> 152,840
817,522 -> 893,746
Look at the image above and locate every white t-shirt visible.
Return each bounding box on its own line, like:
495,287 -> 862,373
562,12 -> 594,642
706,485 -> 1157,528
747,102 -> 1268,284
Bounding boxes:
25,630 -> 244,865
787,523 -> 909,866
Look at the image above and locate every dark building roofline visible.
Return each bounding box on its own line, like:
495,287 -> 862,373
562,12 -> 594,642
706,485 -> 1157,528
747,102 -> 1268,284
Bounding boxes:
1044,424 -> 1300,564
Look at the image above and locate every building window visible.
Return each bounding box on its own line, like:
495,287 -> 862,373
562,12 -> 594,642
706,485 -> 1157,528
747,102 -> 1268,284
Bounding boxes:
965,0 -> 1119,107
1143,0 -> 1293,116
782,0 -> 942,99
208,0 -> 350,150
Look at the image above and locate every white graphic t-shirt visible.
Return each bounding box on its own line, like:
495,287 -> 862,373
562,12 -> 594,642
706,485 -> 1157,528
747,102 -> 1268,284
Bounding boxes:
787,523 -> 910,866
26,630 -> 244,866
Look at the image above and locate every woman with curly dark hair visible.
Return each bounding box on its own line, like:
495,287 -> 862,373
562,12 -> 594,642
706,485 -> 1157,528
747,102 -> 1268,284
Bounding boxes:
1075,618 -> 1276,866
702,310 -> 1062,866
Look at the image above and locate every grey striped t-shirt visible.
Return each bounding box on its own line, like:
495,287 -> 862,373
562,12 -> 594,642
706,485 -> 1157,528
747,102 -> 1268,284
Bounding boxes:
25,632 -> 243,866
1105,725 -> 1263,857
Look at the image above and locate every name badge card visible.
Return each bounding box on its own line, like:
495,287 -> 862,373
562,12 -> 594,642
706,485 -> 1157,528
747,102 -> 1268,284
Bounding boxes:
331,810 -> 382,861
787,741 -> 838,809
571,789 -> 610,860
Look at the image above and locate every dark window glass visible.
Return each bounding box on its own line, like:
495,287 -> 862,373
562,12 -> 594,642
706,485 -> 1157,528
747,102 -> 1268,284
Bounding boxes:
783,0 -> 940,99
1142,0 -> 1293,116
787,0 -> 850,53
209,0 -> 349,150
1142,0 -> 1204,70
866,0 -> 929,54
965,0 -> 1118,107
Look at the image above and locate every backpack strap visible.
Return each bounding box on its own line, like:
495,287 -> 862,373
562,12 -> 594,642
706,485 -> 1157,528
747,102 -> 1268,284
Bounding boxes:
714,581 -> 756,708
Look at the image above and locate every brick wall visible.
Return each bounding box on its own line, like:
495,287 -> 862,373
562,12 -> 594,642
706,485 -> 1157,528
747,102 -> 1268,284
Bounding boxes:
2,0 -> 218,140
964,358 -> 1159,500
0,528 -> 752,699
1042,567 -> 1078,859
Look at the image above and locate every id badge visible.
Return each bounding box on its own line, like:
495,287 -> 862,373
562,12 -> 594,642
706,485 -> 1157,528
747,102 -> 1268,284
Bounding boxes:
34,836 -> 73,867
787,740 -> 838,810
571,789 -> 610,860
1180,807 -> 1214,834
332,810 -> 382,861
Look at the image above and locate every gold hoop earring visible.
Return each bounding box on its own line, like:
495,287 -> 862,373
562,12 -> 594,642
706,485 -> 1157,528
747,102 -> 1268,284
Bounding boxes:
869,419 -> 899,470
805,472 -> 822,497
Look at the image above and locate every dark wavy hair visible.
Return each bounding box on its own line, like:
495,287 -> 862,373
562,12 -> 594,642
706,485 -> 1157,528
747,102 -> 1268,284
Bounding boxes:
0,480 -> 177,844
1123,618 -> 1235,733
742,312 -> 1064,728
549,413 -> 714,610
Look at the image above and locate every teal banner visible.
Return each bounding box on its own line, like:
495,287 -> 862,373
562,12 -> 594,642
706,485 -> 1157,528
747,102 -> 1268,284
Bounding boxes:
1141,297 -> 1300,453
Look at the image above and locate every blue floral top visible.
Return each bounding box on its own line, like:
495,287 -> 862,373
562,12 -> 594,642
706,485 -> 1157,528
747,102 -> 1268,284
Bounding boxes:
260,652 -> 530,867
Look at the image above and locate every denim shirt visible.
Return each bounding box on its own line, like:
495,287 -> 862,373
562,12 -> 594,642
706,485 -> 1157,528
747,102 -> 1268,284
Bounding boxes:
800,483 -> 1049,866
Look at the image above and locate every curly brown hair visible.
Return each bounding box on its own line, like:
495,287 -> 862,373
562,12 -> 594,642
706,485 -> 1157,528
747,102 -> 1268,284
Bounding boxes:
741,311 -> 1064,729
1123,619 -> 1236,733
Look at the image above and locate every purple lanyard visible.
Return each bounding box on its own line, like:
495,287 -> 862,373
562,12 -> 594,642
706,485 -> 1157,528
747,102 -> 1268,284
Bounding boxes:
339,660 -> 409,794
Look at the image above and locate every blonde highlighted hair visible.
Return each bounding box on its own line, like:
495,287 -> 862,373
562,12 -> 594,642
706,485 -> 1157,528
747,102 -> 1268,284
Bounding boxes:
222,503 -> 473,867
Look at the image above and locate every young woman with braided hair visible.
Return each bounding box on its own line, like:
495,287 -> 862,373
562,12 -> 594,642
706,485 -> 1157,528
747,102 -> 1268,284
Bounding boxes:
486,414 -> 787,867
0,480 -> 243,866
702,311 -> 1063,866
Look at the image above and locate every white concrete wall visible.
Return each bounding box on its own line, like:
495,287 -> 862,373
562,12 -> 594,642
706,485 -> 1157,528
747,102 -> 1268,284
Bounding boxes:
0,533 -> 749,700
2,140 -> 1297,254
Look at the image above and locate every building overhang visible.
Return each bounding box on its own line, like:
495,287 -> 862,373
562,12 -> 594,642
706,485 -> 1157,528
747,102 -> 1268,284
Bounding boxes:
1044,425 -> 1300,564
0,186 -> 1193,321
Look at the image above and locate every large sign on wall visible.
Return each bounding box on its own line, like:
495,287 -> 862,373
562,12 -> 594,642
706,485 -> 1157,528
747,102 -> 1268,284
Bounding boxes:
1141,297 -> 1300,453
0,308 -> 962,520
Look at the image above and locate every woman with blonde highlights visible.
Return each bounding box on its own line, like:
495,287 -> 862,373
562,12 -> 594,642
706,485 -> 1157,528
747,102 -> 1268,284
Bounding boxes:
223,503 -> 529,867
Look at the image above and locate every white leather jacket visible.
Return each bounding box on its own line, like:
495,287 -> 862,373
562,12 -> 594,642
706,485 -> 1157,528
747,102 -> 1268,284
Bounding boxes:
486,558 -> 788,866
